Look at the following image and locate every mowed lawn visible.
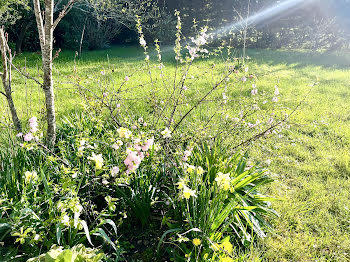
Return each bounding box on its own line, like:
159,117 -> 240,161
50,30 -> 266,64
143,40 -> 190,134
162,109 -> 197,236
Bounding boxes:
1,47 -> 350,261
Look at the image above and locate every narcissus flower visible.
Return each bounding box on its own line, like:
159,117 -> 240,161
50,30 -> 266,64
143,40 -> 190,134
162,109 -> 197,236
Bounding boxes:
192,238 -> 201,246
24,171 -> 38,184
215,172 -> 231,191
182,186 -> 196,199
197,166 -> 204,175
88,153 -> 104,169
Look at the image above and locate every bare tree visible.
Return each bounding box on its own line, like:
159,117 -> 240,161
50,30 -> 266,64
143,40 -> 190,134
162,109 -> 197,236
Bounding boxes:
0,27 -> 22,132
32,0 -> 76,146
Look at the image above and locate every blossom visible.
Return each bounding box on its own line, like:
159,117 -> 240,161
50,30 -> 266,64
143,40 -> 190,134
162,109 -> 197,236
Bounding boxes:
161,128 -> 171,138
88,153 -> 104,169
274,85 -> 280,96
186,165 -> 195,173
251,89 -> 258,96
215,172 -> 231,191
183,86 -> 188,91
242,76 -> 247,82
182,150 -> 192,161
101,70 -> 105,76
16,133 -> 23,137
61,215 -> 70,226
222,240 -> 233,254
102,179 -> 109,185
141,138 -> 154,151
245,67 -> 249,72
103,92 -> 108,97
139,37 -> 147,47
193,238 -> 201,246
177,178 -> 186,189
111,166 -> 120,177
138,117 -> 143,123
24,171 -> 38,184
124,149 -> 142,171
272,96 -> 278,103
24,133 -> 34,142
117,127 -> 132,138
196,166 -> 204,175
182,186 -> 196,199
125,76 -> 130,81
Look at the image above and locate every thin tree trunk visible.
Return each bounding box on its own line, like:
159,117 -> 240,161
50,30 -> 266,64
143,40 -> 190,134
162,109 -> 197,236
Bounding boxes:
43,0 -> 56,146
33,0 -> 56,146
0,27 -> 22,132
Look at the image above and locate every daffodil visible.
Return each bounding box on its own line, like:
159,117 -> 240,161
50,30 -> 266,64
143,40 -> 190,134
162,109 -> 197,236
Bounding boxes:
186,165 -> 195,173
88,153 -> 104,169
222,240 -> 233,254
220,257 -> 234,262
192,238 -> 201,246
177,178 -> 186,189
182,186 -> 196,199
197,166 -> 204,175
215,172 -> 231,191
24,171 -> 38,184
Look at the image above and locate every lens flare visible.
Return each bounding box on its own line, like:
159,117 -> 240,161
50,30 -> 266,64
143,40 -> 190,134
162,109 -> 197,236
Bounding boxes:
213,0 -> 316,37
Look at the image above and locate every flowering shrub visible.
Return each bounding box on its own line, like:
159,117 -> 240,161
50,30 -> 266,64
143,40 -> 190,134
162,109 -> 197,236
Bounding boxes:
0,12 -> 290,262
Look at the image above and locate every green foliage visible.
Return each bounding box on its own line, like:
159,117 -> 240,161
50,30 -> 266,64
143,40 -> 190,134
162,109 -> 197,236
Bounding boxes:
159,142 -> 276,260
27,244 -> 105,262
0,0 -> 29,25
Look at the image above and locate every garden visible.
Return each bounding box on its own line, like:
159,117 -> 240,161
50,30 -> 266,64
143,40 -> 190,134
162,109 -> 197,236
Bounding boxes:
1,0 -> 350,261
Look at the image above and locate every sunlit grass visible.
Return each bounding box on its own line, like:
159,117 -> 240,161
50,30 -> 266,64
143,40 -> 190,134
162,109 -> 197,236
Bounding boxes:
1,46 -> 350,260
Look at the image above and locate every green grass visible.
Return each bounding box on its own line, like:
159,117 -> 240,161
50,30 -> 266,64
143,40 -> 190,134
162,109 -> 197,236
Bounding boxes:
1,46 -> 350,261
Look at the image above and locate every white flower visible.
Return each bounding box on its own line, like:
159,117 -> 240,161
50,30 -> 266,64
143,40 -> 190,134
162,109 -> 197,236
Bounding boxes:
161,127 -> 172,138
62,215 -> 70,226
88,153 -> 104,169
215,172 -> 231,191
139,37 -> 147,47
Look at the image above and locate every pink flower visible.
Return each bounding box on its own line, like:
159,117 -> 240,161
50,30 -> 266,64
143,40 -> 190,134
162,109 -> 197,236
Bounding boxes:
143,122 -> 147,127
125,76 -> 130,81
132,125 -> 137,130
29,117 -> 37,123
16,133 -> 23,137
274,86 -> 280,96
24,133 -> 33,142
242,76 -> 247,82
245,67 -> 249,72
141,138 -> 154,151
124,150 -> 142,171
101,70 -> 105,76
103,92 -> 108,97
111,166 -> 119,177
112,144 -> 119,150
251,89 -> 258,96
272,97 -> 278,103
116,104 -> 121,108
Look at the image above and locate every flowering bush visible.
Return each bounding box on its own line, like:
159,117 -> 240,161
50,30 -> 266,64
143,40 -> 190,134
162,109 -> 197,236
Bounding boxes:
0,12 -> 290,262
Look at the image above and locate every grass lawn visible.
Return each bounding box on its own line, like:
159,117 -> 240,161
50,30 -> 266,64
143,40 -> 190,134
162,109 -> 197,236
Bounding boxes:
1,46 -> 350,261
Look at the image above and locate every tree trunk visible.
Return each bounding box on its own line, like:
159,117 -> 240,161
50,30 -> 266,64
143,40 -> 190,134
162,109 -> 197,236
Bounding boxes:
16,19 -> 34,54
43,0 -> 56,146
0,27 -> 22,132
33,0 -> 56,146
